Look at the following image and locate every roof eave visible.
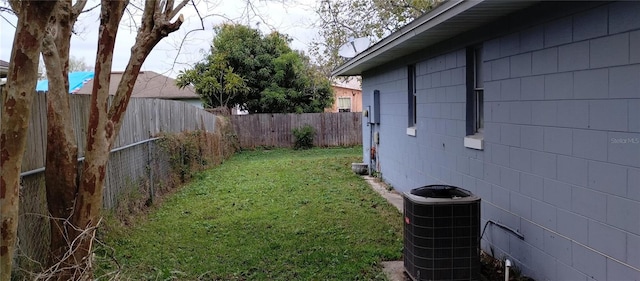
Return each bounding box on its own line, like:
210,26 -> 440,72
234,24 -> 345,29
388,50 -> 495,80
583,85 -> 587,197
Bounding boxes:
332,85 -> 362,91
332,0 -> 538,77
332,0 -> 473,77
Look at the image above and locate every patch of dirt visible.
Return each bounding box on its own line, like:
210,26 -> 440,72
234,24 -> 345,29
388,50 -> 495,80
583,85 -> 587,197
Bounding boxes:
480,252 -> 535,281
381,261 -> 406,281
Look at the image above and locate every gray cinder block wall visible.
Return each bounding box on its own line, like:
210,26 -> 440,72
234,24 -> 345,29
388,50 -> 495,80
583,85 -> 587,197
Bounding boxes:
361,2 -> 640,280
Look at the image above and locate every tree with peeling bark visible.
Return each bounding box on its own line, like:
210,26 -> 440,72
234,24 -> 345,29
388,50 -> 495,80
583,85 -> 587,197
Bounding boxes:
1,0 -> 190,279
39,0 -> 87,275
50,0 -> 189,279
0,2 -> 57,280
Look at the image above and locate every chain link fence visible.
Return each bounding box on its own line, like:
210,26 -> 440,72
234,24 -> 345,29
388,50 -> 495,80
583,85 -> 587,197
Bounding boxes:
14,129 -> 232,276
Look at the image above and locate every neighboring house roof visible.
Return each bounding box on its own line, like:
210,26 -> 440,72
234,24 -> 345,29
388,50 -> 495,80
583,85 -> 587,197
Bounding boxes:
331,77 -> 361,90
332,85 -> 362,92
0,59 -> 9,78
76,71 -> 199,99
36,72 -> 94,93
332,0 -> 537,76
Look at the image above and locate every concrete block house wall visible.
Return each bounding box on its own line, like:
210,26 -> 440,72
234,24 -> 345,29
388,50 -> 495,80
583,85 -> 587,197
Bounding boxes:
357,2 -> 639,280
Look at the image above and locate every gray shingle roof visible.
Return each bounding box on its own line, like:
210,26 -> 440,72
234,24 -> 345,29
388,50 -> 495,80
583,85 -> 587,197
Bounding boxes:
76,71 -> 198,99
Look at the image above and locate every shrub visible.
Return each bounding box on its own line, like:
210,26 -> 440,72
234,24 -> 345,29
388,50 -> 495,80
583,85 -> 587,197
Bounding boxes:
157,117 -> 238,183
292,124 -> 316,150
157,131 -> 205,183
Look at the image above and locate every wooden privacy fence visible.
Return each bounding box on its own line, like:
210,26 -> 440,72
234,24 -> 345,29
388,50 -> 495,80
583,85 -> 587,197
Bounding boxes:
9,93 -> 217,172
0,93 -> 223,273
230,112 -> 362,148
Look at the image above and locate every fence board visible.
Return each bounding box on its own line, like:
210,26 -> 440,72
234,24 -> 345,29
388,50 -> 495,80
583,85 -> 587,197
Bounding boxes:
230,112 -> 362,149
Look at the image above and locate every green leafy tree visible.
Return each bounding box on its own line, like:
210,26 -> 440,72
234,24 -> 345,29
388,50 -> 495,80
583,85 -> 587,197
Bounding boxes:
176,53 -> 248,109
177,24 -> 333,113
310,0 -> 442,76
260,51 -> 333,113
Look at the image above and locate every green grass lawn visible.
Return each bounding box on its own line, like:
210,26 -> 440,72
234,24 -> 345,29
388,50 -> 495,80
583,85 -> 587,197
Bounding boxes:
97,147 -> 403,280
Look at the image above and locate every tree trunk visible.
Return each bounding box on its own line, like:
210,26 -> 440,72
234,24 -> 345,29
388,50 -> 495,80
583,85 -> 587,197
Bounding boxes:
0,2 -> 57,280
70,0 -> 186,251
41,0 -> 86,271
39,0 -> 187,278
43,34 -> 78,265
63,1 -> 127,278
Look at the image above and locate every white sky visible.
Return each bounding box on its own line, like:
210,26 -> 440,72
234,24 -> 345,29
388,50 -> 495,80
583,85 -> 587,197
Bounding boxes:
0,0 -> 320,78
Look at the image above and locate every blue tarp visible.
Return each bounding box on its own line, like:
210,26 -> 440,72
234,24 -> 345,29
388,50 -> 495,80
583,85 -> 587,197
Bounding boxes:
36,71 -> 94,93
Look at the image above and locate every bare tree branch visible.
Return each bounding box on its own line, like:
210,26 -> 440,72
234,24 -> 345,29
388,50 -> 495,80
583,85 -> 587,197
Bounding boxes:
127,1 -> 144,13
80,3 -> 100,14
167,1 -> 242,72
124,6 -> 140,31
72,0 -> 89,17
162,0 -> 172,17
244,0 -> 278,31
0,13 -> 15,28
32,218 -> 106,281
0,6 -> 15,15
169,0 -> 189,19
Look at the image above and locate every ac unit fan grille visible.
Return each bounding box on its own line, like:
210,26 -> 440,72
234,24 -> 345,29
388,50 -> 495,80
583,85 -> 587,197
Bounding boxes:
404,191 -> 480,281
